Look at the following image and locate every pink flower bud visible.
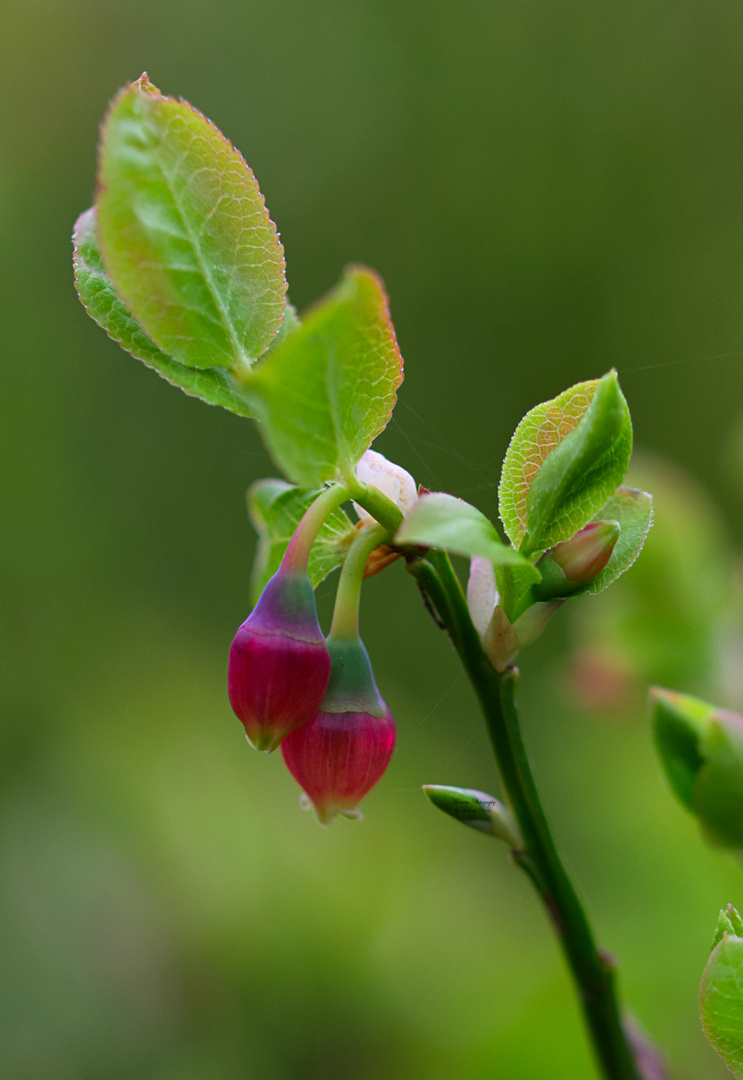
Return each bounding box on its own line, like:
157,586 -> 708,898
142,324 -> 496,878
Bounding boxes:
539,520 -> 620,594
228,570 -> 331,753
280,637 -> 396,822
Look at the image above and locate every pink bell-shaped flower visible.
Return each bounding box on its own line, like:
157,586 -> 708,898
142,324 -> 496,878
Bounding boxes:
281,637 -> 396,823
228,568 -> 331,753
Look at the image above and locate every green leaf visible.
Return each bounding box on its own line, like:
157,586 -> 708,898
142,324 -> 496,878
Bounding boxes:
73,207 -> 259,417
578,487 -> 654,596
395,492 -> 540,581
96,74 -> 286,373
499,372 -> 632,554
245,266 -> 404,487
701,920 -> 743,1078
499,377 -> 599,548
422,785 -> 522,845
248,480 -> 355,603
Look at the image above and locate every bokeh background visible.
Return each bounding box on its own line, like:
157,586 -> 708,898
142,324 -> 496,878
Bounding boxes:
4,1 -> 743,1076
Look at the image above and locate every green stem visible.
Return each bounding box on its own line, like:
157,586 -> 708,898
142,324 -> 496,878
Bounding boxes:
329,524 -> 389,640
281,483 -> 350,574
348,479 -> 404,535
408,549 -> 644,1080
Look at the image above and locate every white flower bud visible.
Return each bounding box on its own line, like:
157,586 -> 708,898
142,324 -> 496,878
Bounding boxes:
354,449 -> 418,524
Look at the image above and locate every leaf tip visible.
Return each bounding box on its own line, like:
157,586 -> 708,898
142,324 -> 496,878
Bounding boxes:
648,685 -> 677,708
133,71 -> 161,95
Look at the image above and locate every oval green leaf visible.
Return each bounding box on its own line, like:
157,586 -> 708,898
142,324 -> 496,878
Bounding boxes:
73,207 -> 259,417
499,372 -> 632,554
245,266 -> 404,487
395,492 -> 540,580
96,74 -> 286,373
701,924 -> 743,1078
499,378 -> 599,548
248,479 -> 355,603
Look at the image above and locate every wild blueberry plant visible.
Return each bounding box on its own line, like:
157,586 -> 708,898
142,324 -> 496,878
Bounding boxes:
73,75 -> 743,1079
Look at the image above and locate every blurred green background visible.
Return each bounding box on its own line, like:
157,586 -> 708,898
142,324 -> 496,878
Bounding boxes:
4,1 -> 743,1076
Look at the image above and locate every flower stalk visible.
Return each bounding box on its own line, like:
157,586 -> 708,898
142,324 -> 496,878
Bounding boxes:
329,523 -> 389,640
281,482 -> 352,573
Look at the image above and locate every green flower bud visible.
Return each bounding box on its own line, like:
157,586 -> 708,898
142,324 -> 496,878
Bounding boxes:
422,785 -> 523,847
650,687 -> 743,848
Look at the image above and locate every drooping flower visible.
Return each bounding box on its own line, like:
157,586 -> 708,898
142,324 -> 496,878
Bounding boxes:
229,484 -> 353,752
280,637 -> 396,823
228,567 -> 331,753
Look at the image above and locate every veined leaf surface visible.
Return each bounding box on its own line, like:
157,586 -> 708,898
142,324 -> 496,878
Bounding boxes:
396,492 -> 540,580
73,207 -> 257,416
499,373 -> 632,553
97,74 -> 286,373
701,915 -> 743,1078
246,267 -> 403,487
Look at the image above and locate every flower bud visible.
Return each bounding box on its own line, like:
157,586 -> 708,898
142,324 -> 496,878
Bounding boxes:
480,601 -> 564,672
280,638 -> 396,823
650,687 -> 743,848
483,605 -> 519,672
536,520 -> 620,598
228,569 -> 331,753
710,905 -> 743,951
353,449 -> 417,525
422,784 -> 523,847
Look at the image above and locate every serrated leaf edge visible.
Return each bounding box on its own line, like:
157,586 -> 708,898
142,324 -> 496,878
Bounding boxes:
72,207 -> 256,415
